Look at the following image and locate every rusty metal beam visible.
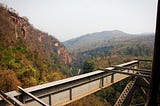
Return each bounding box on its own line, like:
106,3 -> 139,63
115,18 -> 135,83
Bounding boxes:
0,90 -> 24,106
114,77 -> 137,106
134,59 -> 152,62
18,86 -> 50,106
112,65 -> 151,74
99,68 -> 151,78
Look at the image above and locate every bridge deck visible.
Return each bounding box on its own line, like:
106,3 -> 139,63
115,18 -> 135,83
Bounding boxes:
0,60 -> 139,106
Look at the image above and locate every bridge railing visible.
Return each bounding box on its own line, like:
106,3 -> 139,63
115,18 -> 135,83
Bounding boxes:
0,60 -> 143,106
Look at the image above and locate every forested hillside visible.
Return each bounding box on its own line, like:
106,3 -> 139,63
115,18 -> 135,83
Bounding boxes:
64,30 -> 154,53
0,5 -> 72,92
64,30 -> 154,106
64,30 -> 154,74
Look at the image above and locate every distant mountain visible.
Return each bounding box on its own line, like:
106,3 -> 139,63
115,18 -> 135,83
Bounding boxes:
80,35 -> 154,58
64,30 -> 138,52
0,5 -> 72,91
64,30 -> 154,54
64,30 -> 154,70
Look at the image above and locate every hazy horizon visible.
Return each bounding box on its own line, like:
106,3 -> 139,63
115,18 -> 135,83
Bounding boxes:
0,0 -> 158,41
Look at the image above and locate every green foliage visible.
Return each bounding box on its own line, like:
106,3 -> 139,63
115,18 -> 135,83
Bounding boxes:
0,48 -> 21,69
21,76 -> 38,88
16,37 -> 23,45
15,46 -> 27,53
46,70 -> 66,82
139,61 -> 152,70
18,66 -> 38,78
124,43 -> 152,56
96,87 -> 115,104
70,65 -> 79,76
0,45 -> 67,89
51,54 -> 56,64
58,64 -> 70,76
95,78 -> 129,105
83,59 -> 97,73
131,88 -> 146,105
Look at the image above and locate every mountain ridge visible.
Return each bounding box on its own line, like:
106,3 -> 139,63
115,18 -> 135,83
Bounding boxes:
64,30 -> 154,53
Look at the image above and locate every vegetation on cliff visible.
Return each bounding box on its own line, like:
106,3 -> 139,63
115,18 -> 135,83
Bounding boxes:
0,4 -> 72,92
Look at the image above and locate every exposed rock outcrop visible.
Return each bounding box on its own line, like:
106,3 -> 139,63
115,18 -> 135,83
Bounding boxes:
0,5 -> 72,65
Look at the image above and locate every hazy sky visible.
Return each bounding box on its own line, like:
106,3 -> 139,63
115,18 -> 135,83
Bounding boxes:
0,0 -> 158,41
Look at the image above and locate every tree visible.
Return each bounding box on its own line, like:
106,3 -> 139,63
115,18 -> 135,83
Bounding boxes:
83,59 -> 96,73
0,70 -> 21,92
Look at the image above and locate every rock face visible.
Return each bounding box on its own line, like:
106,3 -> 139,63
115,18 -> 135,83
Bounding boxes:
0,5 -> 73,89
0,5 -> 72,65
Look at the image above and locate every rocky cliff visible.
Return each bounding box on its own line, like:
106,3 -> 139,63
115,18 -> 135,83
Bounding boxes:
4,6 -> 72,65
0,5 -> 72,90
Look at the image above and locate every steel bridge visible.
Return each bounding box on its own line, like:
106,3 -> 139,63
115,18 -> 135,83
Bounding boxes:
0,59 -> 151,106
0,1 -> 159,105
